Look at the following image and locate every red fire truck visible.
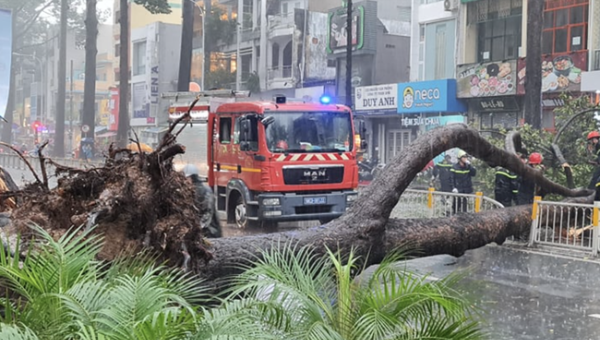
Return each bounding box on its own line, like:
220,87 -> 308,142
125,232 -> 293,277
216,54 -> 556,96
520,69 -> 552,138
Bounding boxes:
164,90 -> 365,228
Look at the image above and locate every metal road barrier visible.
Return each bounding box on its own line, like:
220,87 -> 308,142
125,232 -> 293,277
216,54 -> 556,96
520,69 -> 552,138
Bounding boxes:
529,196 -> 600,254
0,153 -> 104,173
392,188 -> 504,219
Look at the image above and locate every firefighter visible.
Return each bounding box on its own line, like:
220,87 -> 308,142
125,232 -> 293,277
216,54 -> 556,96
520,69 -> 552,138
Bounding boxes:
431,154 -> 453,192
494,164 -> 519,207
517,152 -> 545,205
587,131 -> 600,189
451,150 -> 476,213
182,164 -> 222,238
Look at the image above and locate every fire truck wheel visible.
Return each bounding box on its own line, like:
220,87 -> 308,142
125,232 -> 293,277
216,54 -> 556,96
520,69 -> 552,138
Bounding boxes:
234,196 -> 249,228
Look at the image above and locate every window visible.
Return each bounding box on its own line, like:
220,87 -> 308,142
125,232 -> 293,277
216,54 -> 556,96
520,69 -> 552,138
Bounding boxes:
115,44 -> 120,57
478,16 -> 521,62
234,116 -> 259,151
219,117 -> 232,144
434,24 -> 446,79
133,41 -> 146,76
542,0 -> 588,54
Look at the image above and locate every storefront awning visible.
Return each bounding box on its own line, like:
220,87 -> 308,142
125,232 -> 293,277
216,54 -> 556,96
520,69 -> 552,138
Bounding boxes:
142,127 -> 169,134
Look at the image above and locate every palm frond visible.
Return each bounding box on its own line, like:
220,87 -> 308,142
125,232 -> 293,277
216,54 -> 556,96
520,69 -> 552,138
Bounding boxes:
0,323 -> 39,340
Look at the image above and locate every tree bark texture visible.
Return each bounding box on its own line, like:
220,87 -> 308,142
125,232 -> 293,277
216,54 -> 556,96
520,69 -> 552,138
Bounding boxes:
524,0 -> 544,129
54,0 -> 68,157
192,124 -> 592,289
204,0 -> 212,89
82,0 -> 98,143
117,0 -> 130,147
177,0 -> 194,91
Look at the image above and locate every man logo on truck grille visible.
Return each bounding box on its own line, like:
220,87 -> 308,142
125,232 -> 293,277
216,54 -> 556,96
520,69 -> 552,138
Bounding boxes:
304,169 -> 326,181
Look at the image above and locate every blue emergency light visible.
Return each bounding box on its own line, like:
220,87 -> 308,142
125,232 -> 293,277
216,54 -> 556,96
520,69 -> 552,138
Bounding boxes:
319,95 -> 332,104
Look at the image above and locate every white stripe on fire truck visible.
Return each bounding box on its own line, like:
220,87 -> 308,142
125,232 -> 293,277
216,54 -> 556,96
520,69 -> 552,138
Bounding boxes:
304,154 -> 314,161
276,154 -> 286,162
290,154 -> 302,161
340,153 -> 349,160
327,153 -> 337,160
315,154 -> 326,161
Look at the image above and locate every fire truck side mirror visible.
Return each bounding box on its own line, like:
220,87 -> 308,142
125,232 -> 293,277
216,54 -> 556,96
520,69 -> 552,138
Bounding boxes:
261,115 -> 275,127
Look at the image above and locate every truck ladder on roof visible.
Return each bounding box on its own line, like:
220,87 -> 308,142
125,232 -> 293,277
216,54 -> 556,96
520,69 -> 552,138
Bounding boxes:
161,90 -> 251,100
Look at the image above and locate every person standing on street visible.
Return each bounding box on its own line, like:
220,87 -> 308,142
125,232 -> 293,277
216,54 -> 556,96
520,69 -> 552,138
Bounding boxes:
494,165 -> 519,207
587,131 -> 600,189
451,150 -> 476,213
431,154 -> 454,192
517,152 -> 546,205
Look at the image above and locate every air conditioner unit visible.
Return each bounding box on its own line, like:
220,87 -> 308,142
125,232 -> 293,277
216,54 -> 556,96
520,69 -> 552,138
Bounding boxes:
444,0 -> 459,11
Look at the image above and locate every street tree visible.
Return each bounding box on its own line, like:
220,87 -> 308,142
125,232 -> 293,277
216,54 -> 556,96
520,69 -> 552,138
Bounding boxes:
523,0 -> 544,129
117,0 -> 171,147
177,0 -> 194,91
81,0 -> 98,157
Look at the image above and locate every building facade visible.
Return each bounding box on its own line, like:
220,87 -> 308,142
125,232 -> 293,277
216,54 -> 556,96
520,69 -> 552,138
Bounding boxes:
130,22 -> 182,147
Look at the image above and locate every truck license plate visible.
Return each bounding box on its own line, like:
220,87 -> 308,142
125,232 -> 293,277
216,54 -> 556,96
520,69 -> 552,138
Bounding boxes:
304,197 -> 326,205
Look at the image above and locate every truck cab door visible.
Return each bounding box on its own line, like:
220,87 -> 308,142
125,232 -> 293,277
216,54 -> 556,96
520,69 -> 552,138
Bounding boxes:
235,115 -> 261,180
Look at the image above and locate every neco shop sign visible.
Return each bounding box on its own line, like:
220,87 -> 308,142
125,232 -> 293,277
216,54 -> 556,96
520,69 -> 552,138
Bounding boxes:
355,84 -> 398,111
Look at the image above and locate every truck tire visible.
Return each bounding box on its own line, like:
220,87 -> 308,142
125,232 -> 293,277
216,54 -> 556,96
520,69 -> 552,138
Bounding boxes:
234,196 -> 276,229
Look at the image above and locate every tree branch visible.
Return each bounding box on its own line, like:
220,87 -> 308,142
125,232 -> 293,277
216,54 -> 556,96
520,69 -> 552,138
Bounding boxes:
37,141 -> 50,190
15,0 -> 55,39
0,142 -> 42,185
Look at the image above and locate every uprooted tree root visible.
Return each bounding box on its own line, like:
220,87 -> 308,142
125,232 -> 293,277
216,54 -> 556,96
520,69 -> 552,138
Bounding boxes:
11,144 -> 212,267
9,98 -> 213,268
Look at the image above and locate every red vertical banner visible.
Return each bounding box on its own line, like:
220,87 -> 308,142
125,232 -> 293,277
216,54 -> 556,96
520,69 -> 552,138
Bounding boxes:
109,87 -> 119,131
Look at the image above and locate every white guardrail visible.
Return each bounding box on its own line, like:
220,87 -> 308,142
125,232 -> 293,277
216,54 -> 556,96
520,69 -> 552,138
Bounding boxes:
529,196 -> 600,255
0,153 -> 104,173
393,188 -> 505,219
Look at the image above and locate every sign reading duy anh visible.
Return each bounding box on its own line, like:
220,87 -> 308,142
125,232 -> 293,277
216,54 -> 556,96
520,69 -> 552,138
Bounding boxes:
354,84 -> 398,111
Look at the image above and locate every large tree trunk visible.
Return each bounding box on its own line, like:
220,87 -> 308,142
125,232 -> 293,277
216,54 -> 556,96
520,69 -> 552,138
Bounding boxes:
2,16 -> 16,144
523,0 -> 544,129
117,0 -> 130,147
345,0 -> 352,107
192,124 -> 591,289
82,0 -> 98,152
54,0 -> 68,157
177,0 -> 194,91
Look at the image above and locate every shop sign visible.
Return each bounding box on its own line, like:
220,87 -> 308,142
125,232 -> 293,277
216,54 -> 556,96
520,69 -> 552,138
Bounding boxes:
327,5 -> 365,54
472,97 -> 519,112
401,116 -> 441,127
397,79 -> 466,114
456,60 -> 517,98
517,51 -> 587,95
355,84 -> 398,111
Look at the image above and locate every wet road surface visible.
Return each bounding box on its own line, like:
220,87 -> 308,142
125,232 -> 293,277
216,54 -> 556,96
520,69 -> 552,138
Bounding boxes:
383,244 -> 600,340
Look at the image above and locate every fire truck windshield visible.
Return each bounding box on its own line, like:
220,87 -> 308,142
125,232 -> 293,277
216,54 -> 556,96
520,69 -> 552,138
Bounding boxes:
265,111 -> 353,153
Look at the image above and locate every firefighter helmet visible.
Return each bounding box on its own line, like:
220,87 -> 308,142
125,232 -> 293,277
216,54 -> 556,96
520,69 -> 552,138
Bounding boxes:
182,164 -> 199,177
457,150 -> 468,158
587,131 -> 600,140
529,152 -> 543,165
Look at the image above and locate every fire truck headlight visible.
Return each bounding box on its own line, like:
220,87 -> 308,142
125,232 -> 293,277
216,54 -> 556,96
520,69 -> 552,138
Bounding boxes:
346,194 -> 358,203
263,198 -> 281,206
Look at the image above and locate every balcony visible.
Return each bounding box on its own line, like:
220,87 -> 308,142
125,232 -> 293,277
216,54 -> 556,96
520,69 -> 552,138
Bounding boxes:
267,66 -> 295,89
267,13 -> 295,39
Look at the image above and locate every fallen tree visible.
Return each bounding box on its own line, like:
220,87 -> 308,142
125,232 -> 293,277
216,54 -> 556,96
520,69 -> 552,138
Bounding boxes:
194,123 -> 592,289
0,122 -> 593,291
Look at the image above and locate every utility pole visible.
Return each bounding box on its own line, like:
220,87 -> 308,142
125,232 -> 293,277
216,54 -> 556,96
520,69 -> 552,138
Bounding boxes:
345,0 -> 352,108
524,0 -> 544,129
236,0 -> 242,91
69,60 -> 73,153
117,0 -> 130,147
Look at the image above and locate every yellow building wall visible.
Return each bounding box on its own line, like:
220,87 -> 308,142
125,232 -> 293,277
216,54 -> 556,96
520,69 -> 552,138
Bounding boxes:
130,1 -> 182,30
